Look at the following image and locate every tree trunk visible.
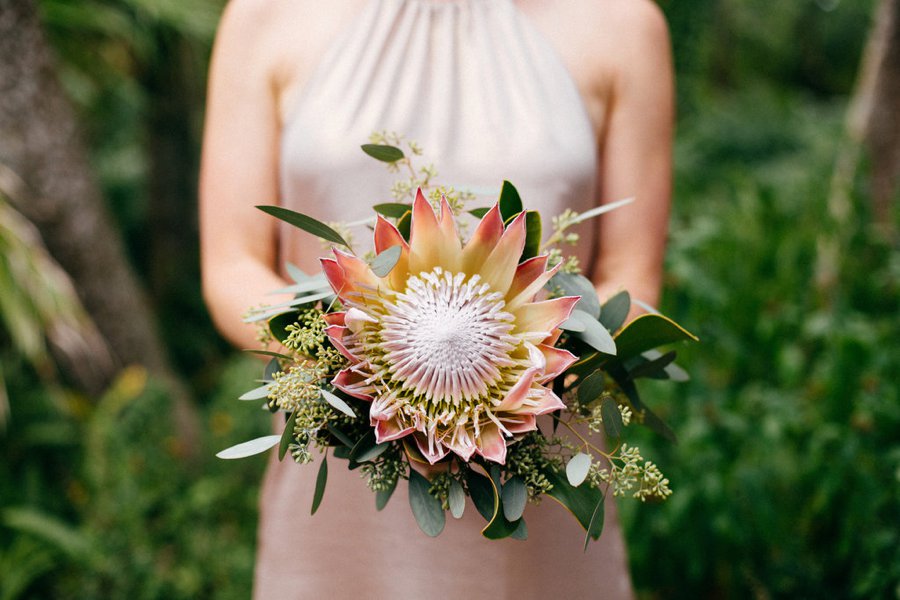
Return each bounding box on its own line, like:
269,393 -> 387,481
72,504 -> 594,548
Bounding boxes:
849,0 -> 900,226
0,0 -> 199,453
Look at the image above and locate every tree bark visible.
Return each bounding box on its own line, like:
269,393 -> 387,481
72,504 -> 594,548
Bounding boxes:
0,0 -> 198,452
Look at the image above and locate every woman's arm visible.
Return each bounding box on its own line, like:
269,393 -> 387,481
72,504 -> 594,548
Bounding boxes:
200,0 -> 290,350
591,0 -> 674,312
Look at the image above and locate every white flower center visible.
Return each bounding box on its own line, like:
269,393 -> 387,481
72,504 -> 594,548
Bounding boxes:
380,268 -> 518,403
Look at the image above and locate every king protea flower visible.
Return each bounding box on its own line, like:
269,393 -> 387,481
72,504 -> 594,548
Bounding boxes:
321,190 -> 578,464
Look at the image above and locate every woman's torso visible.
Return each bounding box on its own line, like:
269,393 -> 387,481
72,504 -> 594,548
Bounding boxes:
255,1 -> 633,598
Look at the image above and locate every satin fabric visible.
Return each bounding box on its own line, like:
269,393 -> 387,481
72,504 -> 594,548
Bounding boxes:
258,1 -> 634,597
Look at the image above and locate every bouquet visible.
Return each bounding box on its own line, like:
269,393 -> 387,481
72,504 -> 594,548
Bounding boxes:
219,140 -> 696,546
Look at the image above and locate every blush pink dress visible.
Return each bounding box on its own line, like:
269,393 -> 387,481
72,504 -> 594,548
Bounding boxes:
257,0 -> 634,597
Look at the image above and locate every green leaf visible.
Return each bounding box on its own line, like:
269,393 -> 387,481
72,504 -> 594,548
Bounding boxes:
521,210 -> 542,261
242,349 -> 293,361
511,518 -> 529,540
498,180 -> 523,221
583,497 -> 605,552
566,452 -> 592,487
600,398 -> 623,439
599,291 -> 630,332
369,245 -> 402,277
567,309 -> 617,355
278,411 -> 297,460
321,389 -> 357,418
311,454 -> 328,515
408,470 -> 445,537
285,262 -> 309,284
216,435 -> 281,459
551,272 -> 601,319
613,313 -> 699,360
350,430 -> 389,462
375,477 -> 398,511
268,275 -> 329,295
263,357 -> 280,382
238,383 -> 272,401
466,469 -> 496,522
449,479 -> 466,519
373,203 -> 412,218
361,143 -> 405,163
544,468 -> 605,540
468,207 -> 491,219
396,210 -> 412,241
628,350 -> 678,380
256,205 -> 350,247
326,425 -> 356,448
501,476 -> 527,521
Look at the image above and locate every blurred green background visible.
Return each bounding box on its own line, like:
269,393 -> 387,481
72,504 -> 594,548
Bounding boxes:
1,0 -> 898,598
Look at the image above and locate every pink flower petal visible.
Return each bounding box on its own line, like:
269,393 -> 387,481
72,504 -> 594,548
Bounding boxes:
496,368 -> 538,412
374,418 -> 416,443
513,296 -> 580,341
320,257 -> 346,295
461,204 -> 504,276
333,249 -> 380,291
324,324 -> 356,362
414,432 -> 449,464
537,345 -> 578,382
374,216 -> 410,290
502,414 -> 538,434
506,257 -> 562,311
408,189 -> 461,275
331,368 -> 374,401
529,386 -> 567,415
477,211 -> 527,294
322,312 -> 345,327
475,423 -> 507,464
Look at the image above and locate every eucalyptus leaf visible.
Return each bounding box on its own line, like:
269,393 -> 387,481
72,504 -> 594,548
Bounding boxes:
216,435 -> 281,460
559,315 -> 587,333
449,479 -> 466,519
310,454 -> 328,515
350,431 -> 385,462
369,245 -> 402,277
628,350 -> 678,380
544,468 -> 604,540
238,383 -> 272,401
278,411 -> 297,460
326,425 -> 356,448
408,470 -> 445,537
498,180 -> 523,221
566,452 -> 592,487
468,207 -> 491,219
242,349 -> 293,361
637,349 -> 690,382
570,197 -> 634,224
569,309 -> 617,355
577,370 -> 606,405
268,312 -> 300,345
613,313 -> 699,360
256,205 -> 350,248
361,143 -> 405,163
321,389 -> 357,418
599,291 -> 630,333
267,276 -> 329,296
600,398 -> 623,439
285,262 -> 309,284
501,476 -> 528,521
375,477 -> 398,511
466,470 -> 496,522
583,497 -> 605,552
511,518 -> 528,541
551,272 -> 601,319
373,203 -> 412,218
263,357 -> 280,382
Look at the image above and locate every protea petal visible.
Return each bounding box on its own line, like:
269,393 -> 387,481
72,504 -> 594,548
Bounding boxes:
513,296 -> 579,340
324,322 -> 355,362
461,204 -> 504,276
502,414 -> 538,434
332,367 -> 375,400
333,249 -> 380,293
475,423 -> 507,463
496,368 -> 538,412
322,312 -> 345,327
374,418 -> 416,443
477,211 -> 527,293
537,344 -> 578,382
374,215 -> 410,290
408,189 -> 461,275
414,432 -> 450,465
506,257 -> 562,311
525,387 -> 567,415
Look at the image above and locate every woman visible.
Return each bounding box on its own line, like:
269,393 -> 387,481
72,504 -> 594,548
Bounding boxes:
200,0 -> 673,597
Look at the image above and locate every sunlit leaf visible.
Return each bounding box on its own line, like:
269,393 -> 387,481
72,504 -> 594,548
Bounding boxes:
216,435 -> 281,459
369,245 -> 402,277
321,389 -> 357,418
566,452 -> 592,487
